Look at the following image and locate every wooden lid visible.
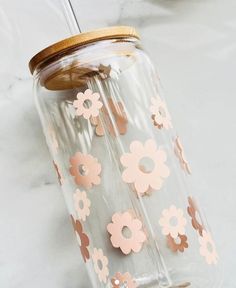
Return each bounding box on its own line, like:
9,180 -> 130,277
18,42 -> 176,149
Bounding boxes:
29,26 -> 139,74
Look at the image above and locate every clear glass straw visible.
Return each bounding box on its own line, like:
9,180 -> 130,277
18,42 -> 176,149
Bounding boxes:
61,0 -> 82,34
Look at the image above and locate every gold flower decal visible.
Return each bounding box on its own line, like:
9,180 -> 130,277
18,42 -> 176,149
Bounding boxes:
174,136 -> 191,175
90,116 -> 104,136
167,234 -> 188,253
71,215 -> 90,262
187,196 -> 204,236
98,64 -> 111,79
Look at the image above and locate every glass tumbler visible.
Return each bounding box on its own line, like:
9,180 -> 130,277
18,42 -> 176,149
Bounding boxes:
29,26 -> 222,288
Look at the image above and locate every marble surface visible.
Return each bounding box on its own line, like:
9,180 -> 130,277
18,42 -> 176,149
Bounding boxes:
0,0 -> 235,287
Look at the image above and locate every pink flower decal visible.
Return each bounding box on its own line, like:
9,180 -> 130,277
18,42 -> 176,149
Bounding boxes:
69,152 -> 101,189
107,211 -> 147,255
71,215 -> 90,262
73,189 -> 91,221
92,248 -> 109,283
167,234 -> 188,253
150,96 -> 172,130
159,205 -> 187,238
120,139 -> 170,194
199,230 -> 218,265
111,272 -> 137,288
90,116 -> 104,137
174,136 -> 191,174
187,196 -> 204,236
73,89 -> 103,120
107,99 -> 128,136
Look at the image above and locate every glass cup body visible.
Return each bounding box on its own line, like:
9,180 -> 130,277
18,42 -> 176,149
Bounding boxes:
33,37 -> 222,288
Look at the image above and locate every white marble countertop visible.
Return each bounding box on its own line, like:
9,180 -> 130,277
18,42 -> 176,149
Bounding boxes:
0,0 -> 235,287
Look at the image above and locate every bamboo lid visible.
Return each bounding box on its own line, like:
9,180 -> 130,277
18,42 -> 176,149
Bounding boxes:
29,26 -> 139,74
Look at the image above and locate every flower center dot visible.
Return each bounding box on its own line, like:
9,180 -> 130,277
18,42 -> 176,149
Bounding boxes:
97,259 -> 103,270
174,236 -> 182,245
207,242 -> 213,253
169,216 -> 178,227
78,164 -> 88,176
139,157 -> 155,173
159,106 -> 166,117
78,200 -> 84,209
83,99 -> 92,109
122,226 -> 132,239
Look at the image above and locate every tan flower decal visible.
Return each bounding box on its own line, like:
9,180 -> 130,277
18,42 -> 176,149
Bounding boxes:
111,272 -> 137,288
90,116 -> 104,136
53,161 -> 63,185
159,205 -> 187,238
174,137 -> 191,174
73,89 -> 103,120
69,152 -> 101,189
71,215 -> 90,262
91,99 -> 128,137
120,139 -> 170,194
167,234 -> 188,253
92,248 -> 109,283
73,189 -> 91,221
107,211 -> 147,255
150,96 -> 172,130
108,99 -> 128,136
187,196 -> 204,236
199,230 -> 218,265
98,64 -> 111,79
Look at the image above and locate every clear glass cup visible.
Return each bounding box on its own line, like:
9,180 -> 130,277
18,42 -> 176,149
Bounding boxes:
30,26 -> 222,288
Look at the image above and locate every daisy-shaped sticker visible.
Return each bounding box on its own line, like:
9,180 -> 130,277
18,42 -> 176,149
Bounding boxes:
71,215 -> 90,262
107,211 -> 147,255
150,96 -> 172,130
73,89 -> 103,119
174,136 -> 191,175
92,248 -> 109,283
73,188 -> 91,221
199,230 -> 218,265
159,205 -> 187,238
120,139 -> 170,194
69,152 -> 101,189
